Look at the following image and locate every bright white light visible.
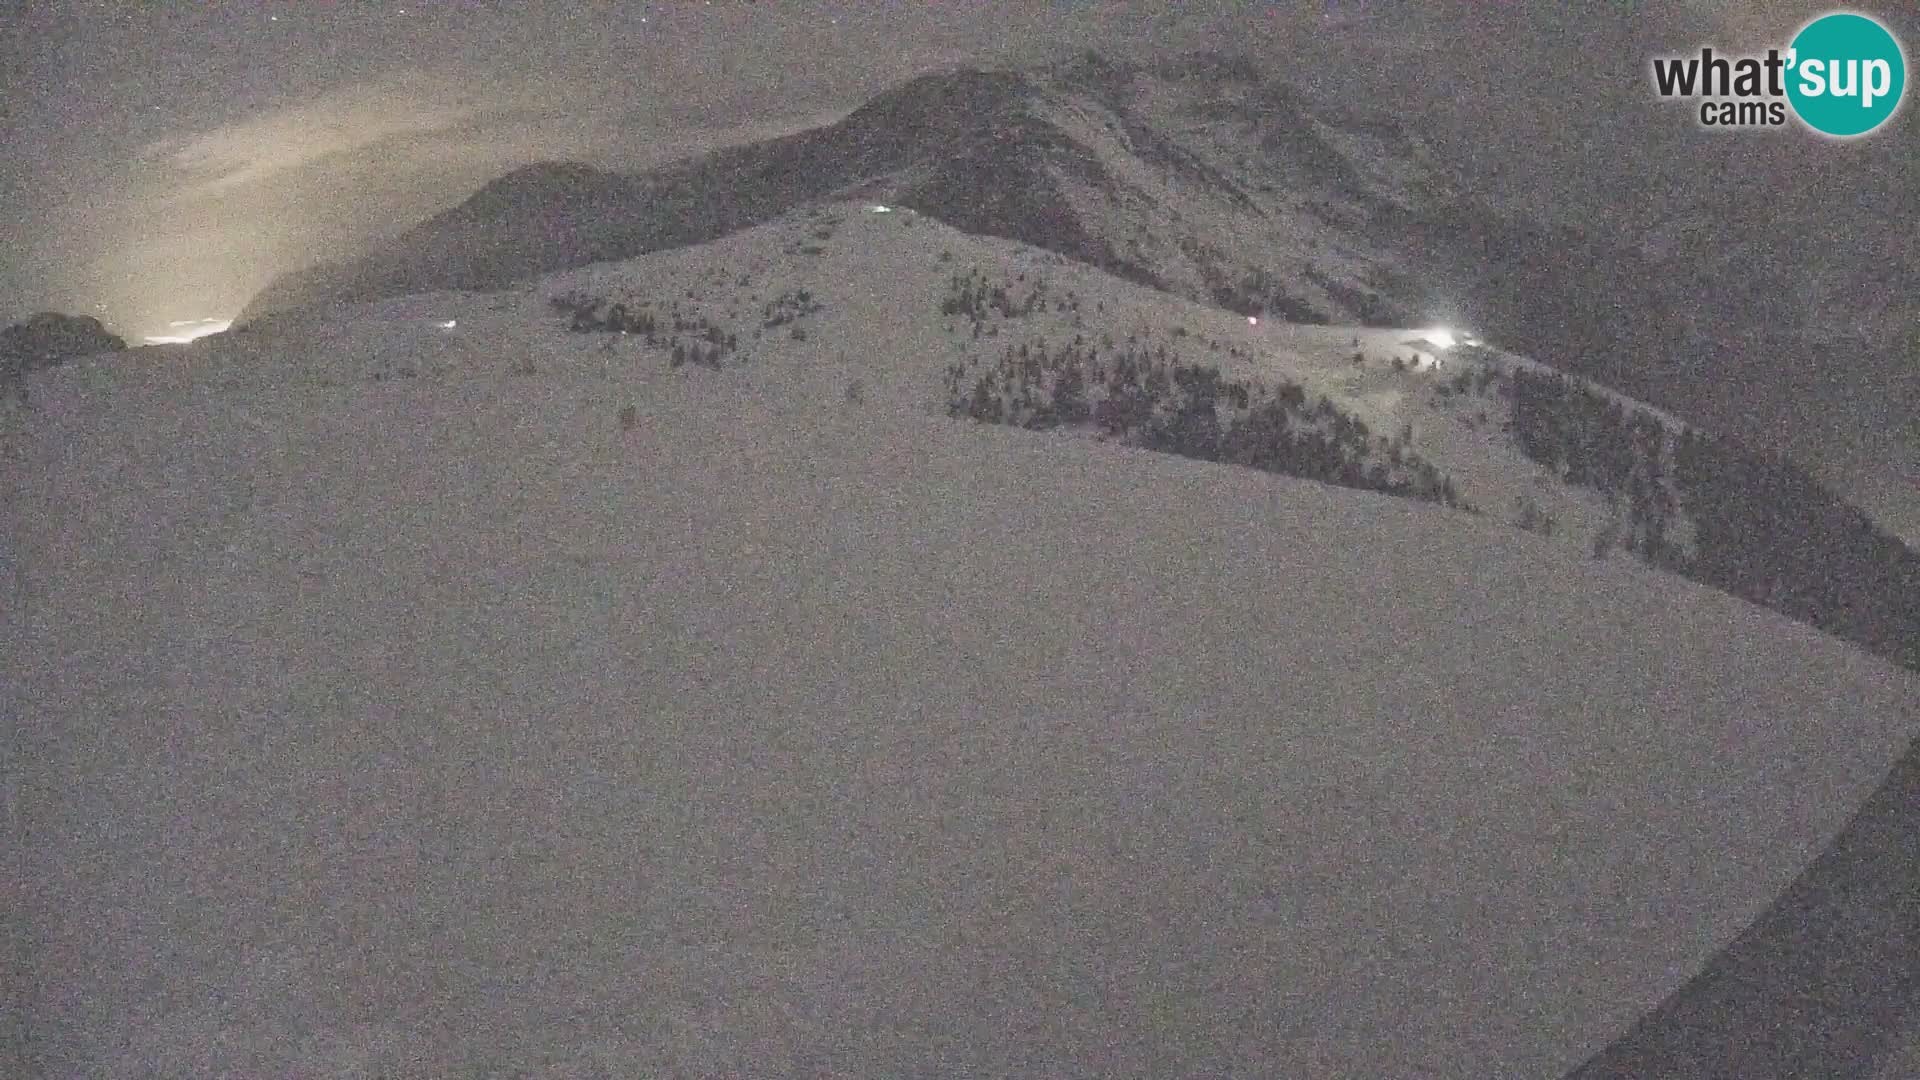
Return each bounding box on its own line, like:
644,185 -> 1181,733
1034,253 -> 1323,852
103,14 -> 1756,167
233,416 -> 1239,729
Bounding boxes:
1248,316 -> 1259,326
867,204 -> 893,213
438,319 -> 457,329
143,318 -> 231,344
1426,326 -> 1457,349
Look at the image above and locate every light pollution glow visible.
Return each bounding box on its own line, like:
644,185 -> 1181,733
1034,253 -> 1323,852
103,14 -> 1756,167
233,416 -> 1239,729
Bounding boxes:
142,317 -> 232,344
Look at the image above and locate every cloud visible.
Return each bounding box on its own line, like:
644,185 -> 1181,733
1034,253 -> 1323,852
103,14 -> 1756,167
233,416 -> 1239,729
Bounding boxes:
86,58 -> 867,337
139,74 -> 456,192
134,69 -> 605,203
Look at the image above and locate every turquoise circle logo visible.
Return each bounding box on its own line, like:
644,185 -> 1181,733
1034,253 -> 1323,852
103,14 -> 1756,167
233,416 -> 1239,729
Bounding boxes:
1786,12 -> 1907,137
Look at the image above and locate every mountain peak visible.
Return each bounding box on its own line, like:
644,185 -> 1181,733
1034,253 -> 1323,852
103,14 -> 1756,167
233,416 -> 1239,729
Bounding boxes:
836,65 -> 1034,142
240,48 -> 1451,326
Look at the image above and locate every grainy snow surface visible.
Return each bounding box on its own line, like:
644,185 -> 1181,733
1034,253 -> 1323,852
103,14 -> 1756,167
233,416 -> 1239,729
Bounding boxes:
9,216 -> 1917,1077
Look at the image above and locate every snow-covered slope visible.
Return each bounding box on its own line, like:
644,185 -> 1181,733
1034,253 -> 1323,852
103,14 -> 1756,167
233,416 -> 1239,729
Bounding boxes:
518,205 -> 1714,593
237,201 -> 1920,671
11,222 -> 1918,1076
528,207 -> 1611,554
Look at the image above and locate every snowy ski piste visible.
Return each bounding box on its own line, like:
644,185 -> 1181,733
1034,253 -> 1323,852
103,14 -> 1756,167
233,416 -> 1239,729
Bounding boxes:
11,209 -> 1918,1077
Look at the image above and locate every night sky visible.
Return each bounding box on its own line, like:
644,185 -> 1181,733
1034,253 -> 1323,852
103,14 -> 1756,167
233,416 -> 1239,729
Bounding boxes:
2,0 -> 1913,532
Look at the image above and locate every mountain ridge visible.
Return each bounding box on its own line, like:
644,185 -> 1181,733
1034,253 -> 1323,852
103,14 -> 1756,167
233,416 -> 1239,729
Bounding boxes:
238,52 -> 1446,326
240,48 -> 1797,449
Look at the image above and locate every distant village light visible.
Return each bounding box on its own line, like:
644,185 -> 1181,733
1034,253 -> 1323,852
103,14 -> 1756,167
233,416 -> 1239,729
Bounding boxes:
1248,316 -> 1259,326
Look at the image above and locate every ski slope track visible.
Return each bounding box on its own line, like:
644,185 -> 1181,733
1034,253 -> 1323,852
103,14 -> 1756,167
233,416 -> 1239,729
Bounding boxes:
8,263 -> 1918,1077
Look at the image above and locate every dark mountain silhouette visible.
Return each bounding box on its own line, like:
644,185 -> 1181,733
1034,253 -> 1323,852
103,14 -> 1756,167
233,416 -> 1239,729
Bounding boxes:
1,311 -> 126,397
1569,729 -> 1920,1079
240,53 -> 1440,325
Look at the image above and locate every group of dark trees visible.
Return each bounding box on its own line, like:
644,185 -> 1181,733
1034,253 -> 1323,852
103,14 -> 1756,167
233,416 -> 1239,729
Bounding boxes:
1499,361 -> 1920,672
1302,267 -> 1415,327
939,269 -> 1074,334
552,292 -> 655,337
1188,250 -> 1325,324
1506,366 -> 1683,567
936,299 -> 1920,671
548,292 -> 735,369
944,333 -> 1465,509
760,288 -> 823,328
